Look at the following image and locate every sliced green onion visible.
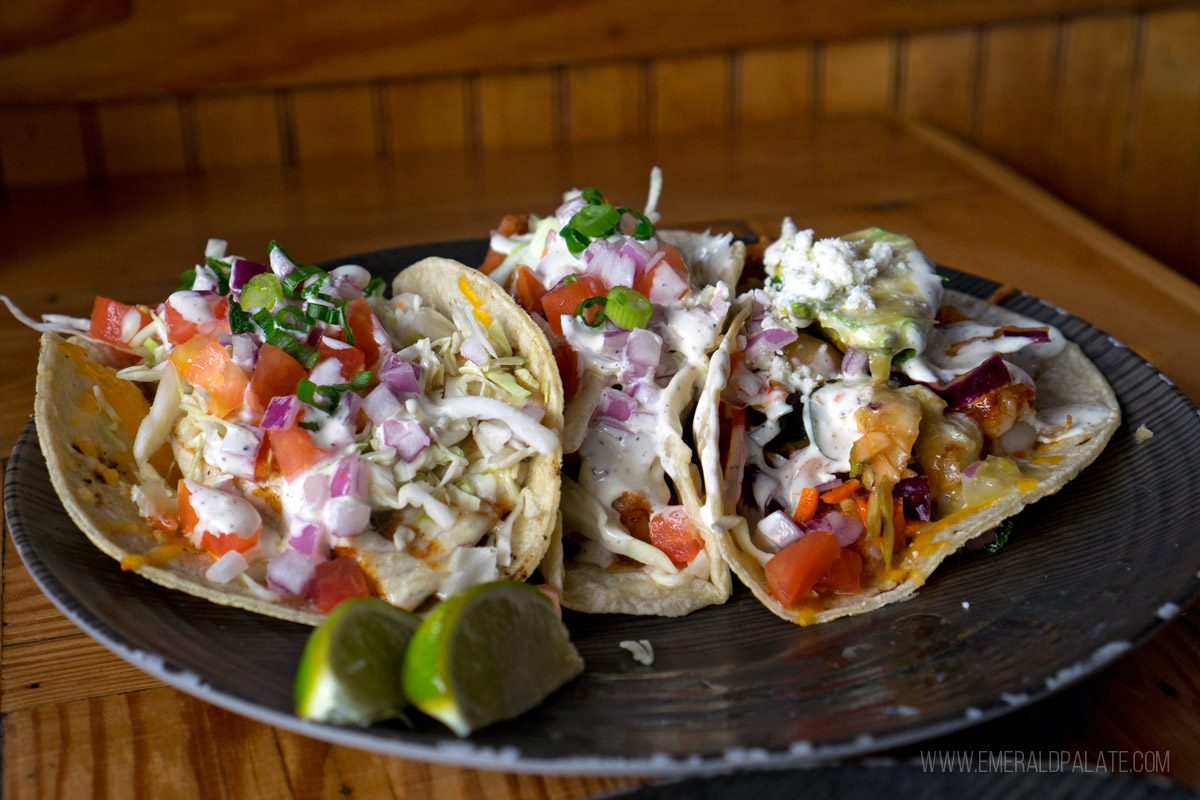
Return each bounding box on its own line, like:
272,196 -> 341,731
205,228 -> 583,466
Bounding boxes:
348,370 -> 373,390
298,420 -> 321,432
205,258 -> 232,295
301,277 -> 332,299
228,302 -> 253,335
581,187 -> 606,205
561,226 -> 589,256
364,277 -> 385,297
305,302 -> 341,324
574,296 -> 607,328
297,379 -> 318,404
251,308 -> 276,335
177,269 -> 196,290
241,273 -> 284,311
267,328 -> 320,369
563,274 -> 579,285
604,286 -> 652,330
570,203 -> 621,238
614,207 -> 656,240
275,305 -> 313,333
341,300 -> 356,345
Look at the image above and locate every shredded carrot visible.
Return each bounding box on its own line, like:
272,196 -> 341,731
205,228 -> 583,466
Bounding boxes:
854,495 -> 870,527
820,479 -> 861,505
791,487 -> 819,524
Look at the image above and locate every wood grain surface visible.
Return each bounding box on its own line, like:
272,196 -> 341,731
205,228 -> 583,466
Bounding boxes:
2,117 -> 1199,796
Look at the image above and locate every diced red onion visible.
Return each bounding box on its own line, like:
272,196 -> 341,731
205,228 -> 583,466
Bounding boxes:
753,471 -> 778,511
330,456 -> 367,501
963,461 -> 983,479
230,334 -> 259,370
303,473 -> 329,509
339,390 -> 362,425
895,476 -> 932,522
814,478 -> 842,492
304,324 -> 327,348
308,357 -> 345,387
755,510 -> 805,553
928,354 -> 1011,407
842,348 -> 869,377
378,353 -> 420,393
330,264 -> 371,290
597,388 -> 636,422
363,384 -> 403,425
619,240 -> 653,274
584,239 -> 636,290
270,246 -> 297,281
332,274 -> 365,300
744,326 -> 799,363
261,396 -> 301,430
230,258 -> 269,293
555,195 -> 587,225
289,520 -> 324,556
382,418 -> 430,461
267,549 -> 316,596
217,333 -> 233,347
709,294 -> 731,319
811,512 -> 865,547
592,419 -> 635,447
460,334 -> 490,366
325,496 -> 371,538
625,328 -> 662,372
191,266 -> 220,293
205,550 -> 248,583
627,379 -> 657,405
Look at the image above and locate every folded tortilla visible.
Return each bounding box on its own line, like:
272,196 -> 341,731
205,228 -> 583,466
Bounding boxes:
35,257 -> 563,625
700,290 -> 1121,625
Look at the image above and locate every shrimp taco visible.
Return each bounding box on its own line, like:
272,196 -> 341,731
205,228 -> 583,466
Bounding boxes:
699,221 -> 1120,625
22,243 -> 562,625
478,169 -> 745,616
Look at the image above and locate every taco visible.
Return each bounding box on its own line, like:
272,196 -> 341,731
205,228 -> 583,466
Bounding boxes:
699,220 -> 1120,625
23,243 -> 562,625
477,169 -> 745,616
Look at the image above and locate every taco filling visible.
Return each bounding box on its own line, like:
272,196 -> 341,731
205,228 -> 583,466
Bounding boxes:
709,220 -> 1119,624
479,169 -> 745,615
19,243 -> 561,624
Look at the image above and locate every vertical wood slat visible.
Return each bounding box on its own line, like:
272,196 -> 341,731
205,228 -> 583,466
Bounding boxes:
739,44 -> 814,124
975,19 -> 1059,184
652,53 -> 728,136
95,97 -> 187,177
0,105 -> 89,185
821,36 -> 895,116
566,62 -> 642,143
193,91 -> 283,170
1119,6 -> 1200,278
291,84 -> 377,163
388,75 -> 467,153
1047,11 -> 1139,229
901,27 -> 978,141
478,70 -> 556,151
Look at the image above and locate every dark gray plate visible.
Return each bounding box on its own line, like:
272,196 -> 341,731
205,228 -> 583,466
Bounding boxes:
6,239 -> 1200,775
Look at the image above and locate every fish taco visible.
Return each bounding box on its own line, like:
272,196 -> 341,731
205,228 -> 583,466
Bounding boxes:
699,221 -> 1120,625
478,169 -> 745,616
22,243 -> 562,625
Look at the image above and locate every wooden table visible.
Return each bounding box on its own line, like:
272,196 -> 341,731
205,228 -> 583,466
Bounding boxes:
2,117 -> 1198,796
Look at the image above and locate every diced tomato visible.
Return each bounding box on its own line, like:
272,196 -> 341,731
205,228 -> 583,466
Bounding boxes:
89,296 -> 149,346
479,249 -> 506,275
164,292 -> 231,345
183,342 -> 250,418
315,337 -> 366,382
764,530 -> 841,609
310,558 -> 371,612
513,266 -> 548,315
168,333 -> 217,374
633,244 -> 690,303
497,214 -> 530,237
267,428 -> 330,479
540,275 -> 606,336
650,506 -> 705,564
246,343 -> 309,419
553,341 -> 579,401
816,548 -> 863,595
344,297 -> 387,370
177,480 -> 260,558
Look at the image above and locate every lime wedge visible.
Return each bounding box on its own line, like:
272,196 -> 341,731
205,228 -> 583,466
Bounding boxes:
402,581 -> 584,736
294,597 -> 421,726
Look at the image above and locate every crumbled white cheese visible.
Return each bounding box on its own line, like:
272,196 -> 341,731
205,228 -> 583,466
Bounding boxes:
1134,424 -> 1154,443
764,218 -> 880,312
619,639 -> 655,665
